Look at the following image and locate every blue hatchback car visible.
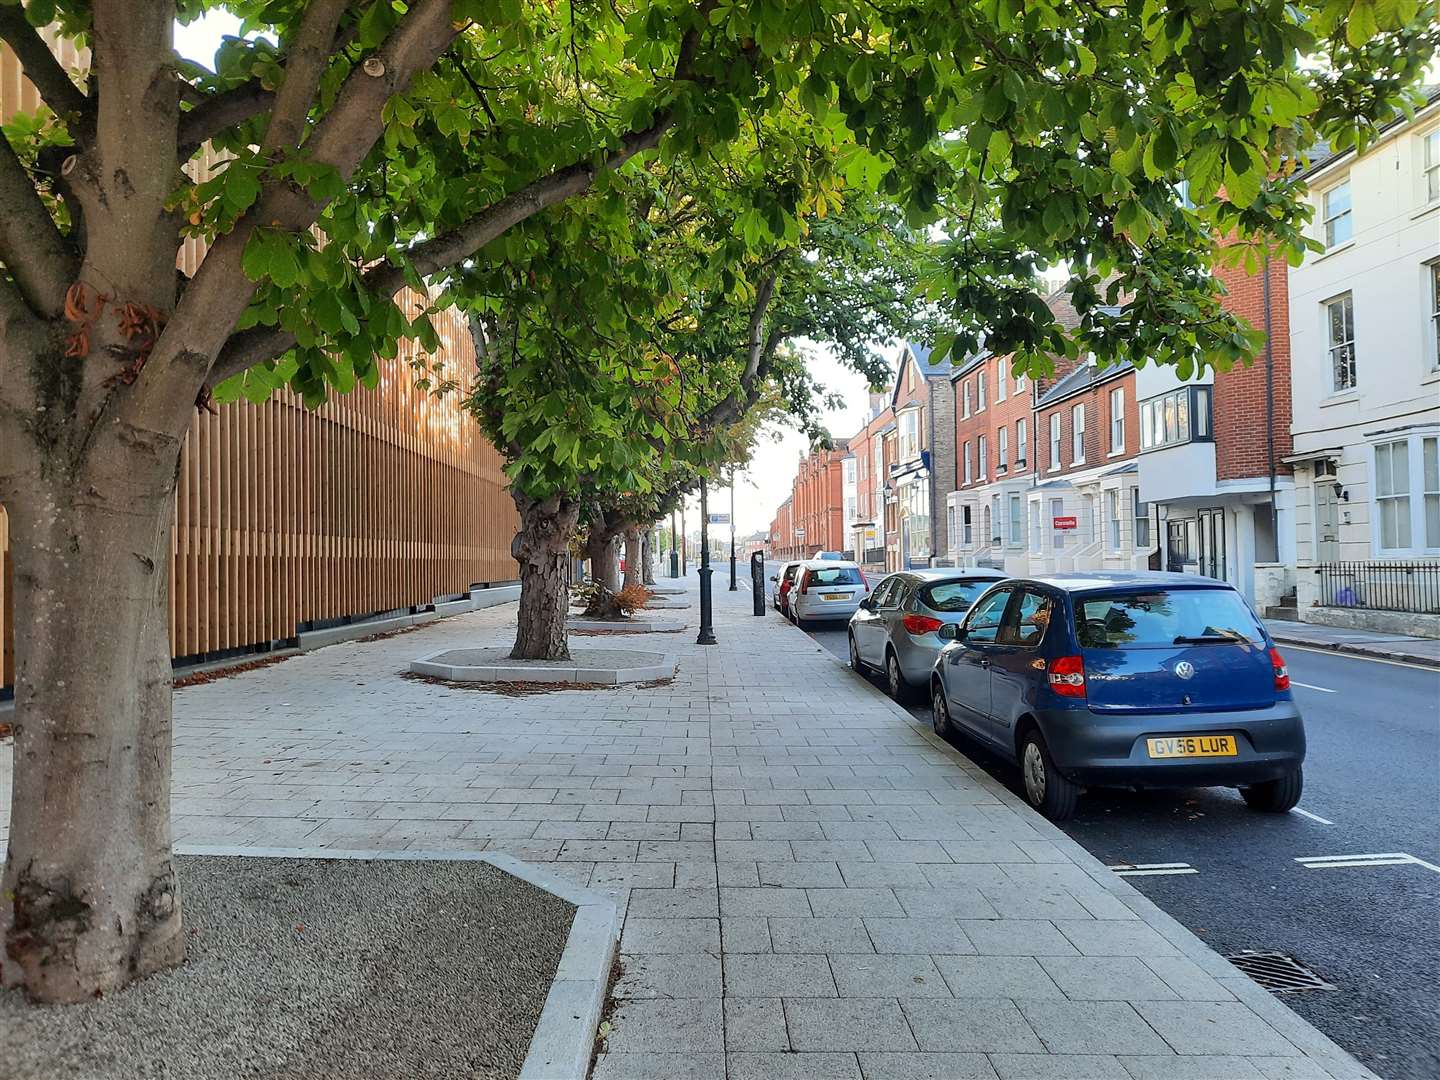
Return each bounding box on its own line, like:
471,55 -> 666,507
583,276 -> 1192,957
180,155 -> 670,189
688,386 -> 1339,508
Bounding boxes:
929,572 -> 1305,821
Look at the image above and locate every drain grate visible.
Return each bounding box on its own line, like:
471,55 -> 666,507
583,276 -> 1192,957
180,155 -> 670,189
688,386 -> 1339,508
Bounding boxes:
1226,951 -> 1337,993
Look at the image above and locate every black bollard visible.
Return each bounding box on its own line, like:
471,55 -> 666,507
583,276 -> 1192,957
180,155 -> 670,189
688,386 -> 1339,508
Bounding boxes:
750,551 -> 765,616
697,479 -> 717,645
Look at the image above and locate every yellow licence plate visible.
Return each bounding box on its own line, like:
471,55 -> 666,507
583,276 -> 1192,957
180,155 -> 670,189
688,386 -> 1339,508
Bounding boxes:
823,593 -> 848,600
1147,735 -> 1237,759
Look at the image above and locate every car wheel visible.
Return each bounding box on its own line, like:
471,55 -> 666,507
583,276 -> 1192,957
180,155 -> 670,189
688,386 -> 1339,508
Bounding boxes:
1019,730 -> 1079,822
931,682 -> 952,737
885,650 -> 914,704
1240,768 -> 1304,813
849,633 -> 865,672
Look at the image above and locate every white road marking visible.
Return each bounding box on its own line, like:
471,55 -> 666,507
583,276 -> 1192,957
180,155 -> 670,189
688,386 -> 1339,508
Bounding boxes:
1108,862 -> 1199,877
1296,852 -> 1440,874
1290,681 -> 1336,693
1278,643 -> 1440,673
1291,808 -> 1336,825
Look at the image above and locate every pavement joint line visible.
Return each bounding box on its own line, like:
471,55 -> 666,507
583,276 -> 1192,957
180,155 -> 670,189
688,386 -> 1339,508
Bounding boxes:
175,843 -> 618,1080
1291,808 -> 1336,825
1295,852 -> 1440,873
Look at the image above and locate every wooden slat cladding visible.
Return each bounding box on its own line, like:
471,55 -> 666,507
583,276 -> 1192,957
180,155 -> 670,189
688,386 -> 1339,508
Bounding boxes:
1,38 -> 519,689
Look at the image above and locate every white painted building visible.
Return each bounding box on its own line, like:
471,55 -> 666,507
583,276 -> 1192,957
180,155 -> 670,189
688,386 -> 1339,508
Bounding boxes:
1286,91 -> 1440,624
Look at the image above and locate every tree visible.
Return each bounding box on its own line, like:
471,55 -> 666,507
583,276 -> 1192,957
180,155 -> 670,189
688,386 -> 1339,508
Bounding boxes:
0,0 -> 1432,1003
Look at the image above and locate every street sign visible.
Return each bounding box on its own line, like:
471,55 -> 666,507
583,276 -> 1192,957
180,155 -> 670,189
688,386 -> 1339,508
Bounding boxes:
795,527 -> 806,538
708,512 -> 731,525
1053,515 -> 1078,530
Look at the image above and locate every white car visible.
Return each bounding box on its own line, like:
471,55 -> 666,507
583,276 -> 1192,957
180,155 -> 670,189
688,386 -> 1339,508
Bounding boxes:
788,560 -> 870,628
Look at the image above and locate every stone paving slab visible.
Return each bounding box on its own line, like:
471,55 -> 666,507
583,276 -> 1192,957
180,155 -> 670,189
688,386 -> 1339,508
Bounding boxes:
0,575 -> 1381,1080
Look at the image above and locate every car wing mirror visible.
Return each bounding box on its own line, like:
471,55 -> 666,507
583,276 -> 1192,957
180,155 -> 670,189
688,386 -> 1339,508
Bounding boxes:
858,597 -> 874,611
937,623 -> 963,642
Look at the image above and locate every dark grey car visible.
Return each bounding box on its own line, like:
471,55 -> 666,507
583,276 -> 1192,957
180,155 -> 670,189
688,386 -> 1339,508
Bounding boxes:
848,568 -> 1008,701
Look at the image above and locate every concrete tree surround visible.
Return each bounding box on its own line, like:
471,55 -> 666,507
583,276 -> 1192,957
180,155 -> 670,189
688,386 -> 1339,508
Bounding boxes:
410,646 -> 675,685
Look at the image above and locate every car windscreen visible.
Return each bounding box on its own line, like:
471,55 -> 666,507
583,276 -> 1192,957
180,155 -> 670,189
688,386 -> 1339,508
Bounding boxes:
918,580 -> 994,613
1075,589 -> 1265,648
805,567 -> 864,586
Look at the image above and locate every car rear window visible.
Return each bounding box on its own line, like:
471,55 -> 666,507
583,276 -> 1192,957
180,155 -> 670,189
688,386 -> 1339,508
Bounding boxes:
1076,589 -> 1265,648
806,567 -> 863,586
918,580 -> 993,612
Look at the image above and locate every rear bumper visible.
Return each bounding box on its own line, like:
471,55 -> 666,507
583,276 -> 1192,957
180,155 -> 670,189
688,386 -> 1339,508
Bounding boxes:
894,635 -> 944,683
793,597 -> 862,621
1037,702 -> 1306,788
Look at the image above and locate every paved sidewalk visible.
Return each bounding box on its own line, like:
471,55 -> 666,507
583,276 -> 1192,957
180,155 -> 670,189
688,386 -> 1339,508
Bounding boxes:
1266,618 -> 1440,668
1,578 -> 1376,1079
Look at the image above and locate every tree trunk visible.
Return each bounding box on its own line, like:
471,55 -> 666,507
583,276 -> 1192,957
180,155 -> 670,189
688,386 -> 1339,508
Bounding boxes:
1,440 -> 186,1003
586,530 -> 620,593
623,527 -> 643,591
641,529 -> 656,586
509,491 -> 579,661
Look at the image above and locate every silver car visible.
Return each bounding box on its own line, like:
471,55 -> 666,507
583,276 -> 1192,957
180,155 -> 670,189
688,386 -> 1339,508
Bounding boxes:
789,560 -> 870,627
848,568 -> 1009,701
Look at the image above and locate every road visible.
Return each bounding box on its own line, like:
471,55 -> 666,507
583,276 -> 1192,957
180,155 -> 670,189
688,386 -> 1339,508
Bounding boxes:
758,562 -> 1440,1079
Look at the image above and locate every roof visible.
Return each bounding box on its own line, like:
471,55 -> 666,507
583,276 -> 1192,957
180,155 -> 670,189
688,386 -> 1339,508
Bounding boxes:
1035,354 -> 1134,408
1295,84 -> 1440,181
1013,571 -> 1236,593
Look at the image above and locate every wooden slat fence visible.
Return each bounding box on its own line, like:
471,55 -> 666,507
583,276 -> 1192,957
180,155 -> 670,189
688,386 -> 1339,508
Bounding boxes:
1,36 -> 519,690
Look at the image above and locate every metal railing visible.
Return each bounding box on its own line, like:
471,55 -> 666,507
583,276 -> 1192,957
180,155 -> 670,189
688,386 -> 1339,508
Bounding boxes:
1314,561 -> 1440,614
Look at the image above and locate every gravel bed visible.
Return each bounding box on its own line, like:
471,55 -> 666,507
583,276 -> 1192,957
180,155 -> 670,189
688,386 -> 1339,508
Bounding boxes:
0,856 -> 575,1080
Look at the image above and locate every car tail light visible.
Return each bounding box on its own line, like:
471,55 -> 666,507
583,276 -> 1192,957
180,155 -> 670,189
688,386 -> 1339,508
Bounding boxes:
1047,655 -> 1086,699
798,571 -> 811,594
1269,647 -> 1290,691
902,613 -> 943,635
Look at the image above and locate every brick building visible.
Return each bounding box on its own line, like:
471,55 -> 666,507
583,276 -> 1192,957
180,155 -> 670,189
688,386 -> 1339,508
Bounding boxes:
946,347 -> 1038,571
884,343 -> 956,569
1138,251 -> 1297,608
848,392 -> 894,565
1030,355 -> 1148,574
767,442 -> 849,560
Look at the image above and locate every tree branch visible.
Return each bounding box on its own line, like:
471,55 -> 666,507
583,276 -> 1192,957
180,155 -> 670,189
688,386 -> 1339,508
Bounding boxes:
0,129 -> 76,318
206,9 -> 706,388
261,0 -> 353,153
0,7 -> 89,124
177,83 -> 275,156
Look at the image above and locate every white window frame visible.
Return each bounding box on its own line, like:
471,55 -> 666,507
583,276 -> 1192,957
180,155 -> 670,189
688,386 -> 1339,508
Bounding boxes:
990,494 -> 1002,545
1008,493 -> 1023,548
1321,179 -> 1352,249
995,360 -> 1007,402
1325,293 -> 1357,392
977,371 -> 987,412
1109,386 -> 1125,454
1106,488 -> 1122,549
1071,403 -> 1086,465
1423,127 -> 1440,206
1016,418 -> 1027,468
963,441 -> 972,485
1015,371 -> 1026,395
1049,412 -> 1062,470
962,504 -> 973,546
997,426 -> 1009,471
962,380 -> 972,418
1429,260 -> 1440,373
977,434 -> 988,480
1050,497 -> 1066,550
1370,432 -> 1440,556
1133,488 -> 1152,550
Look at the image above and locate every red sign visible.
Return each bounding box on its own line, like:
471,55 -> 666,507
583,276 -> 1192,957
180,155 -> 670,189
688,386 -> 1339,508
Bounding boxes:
1053,515 -> 1078,530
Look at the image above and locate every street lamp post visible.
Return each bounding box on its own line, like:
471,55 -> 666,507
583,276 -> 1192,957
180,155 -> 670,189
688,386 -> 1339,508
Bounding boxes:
697,478 -> 717,644
728,467 -> 738,591
669,508 -> 679,577
681,506 -> 687,575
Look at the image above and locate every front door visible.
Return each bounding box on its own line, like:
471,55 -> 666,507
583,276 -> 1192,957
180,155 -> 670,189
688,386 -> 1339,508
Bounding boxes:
1196,508 -> 1226,580
1314,477 -> 1339,562
1165,519 -> 1193,572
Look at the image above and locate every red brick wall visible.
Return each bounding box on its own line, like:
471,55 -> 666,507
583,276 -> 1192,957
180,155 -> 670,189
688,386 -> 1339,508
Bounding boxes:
1211,255 -> 1293,482
952,354 -> 1038,490
1035,369 -> 1138,478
